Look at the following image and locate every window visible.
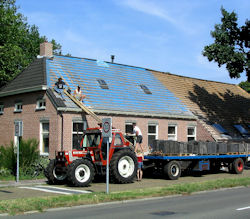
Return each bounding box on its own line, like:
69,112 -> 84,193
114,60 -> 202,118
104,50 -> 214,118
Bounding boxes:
125,122 -> 135,145
125,123 -> 133,133
36,99 -> 46,110
0,105 -> 3,114
139,84 -> 152,94
212,124 -> 228,134
114,133 -> 123,146
168,125 -> 177,140
40,122 -> 49,155
148,124 -> 158,147
72,121 -> 86,149
187,126 -> 196,141
234,124 -> 250,137
97,79 -> 109,89
82,133 -> 101,148
14,102 -> 22,112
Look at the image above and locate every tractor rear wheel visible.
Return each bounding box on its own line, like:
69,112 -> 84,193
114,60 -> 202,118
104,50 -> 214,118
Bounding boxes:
44,159 -> 67,184
110,149 -> 137,183
67,159 -> 95,187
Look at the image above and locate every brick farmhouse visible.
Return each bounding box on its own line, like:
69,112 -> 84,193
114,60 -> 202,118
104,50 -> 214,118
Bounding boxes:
0,42 -> 249,158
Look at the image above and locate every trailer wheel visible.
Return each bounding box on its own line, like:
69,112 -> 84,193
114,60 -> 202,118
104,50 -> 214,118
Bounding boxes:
67,159 -> 95,187
110,149 -> 137,183
229,158 -> 244,174
44,159 -> 67,184
164,161 -> 181,180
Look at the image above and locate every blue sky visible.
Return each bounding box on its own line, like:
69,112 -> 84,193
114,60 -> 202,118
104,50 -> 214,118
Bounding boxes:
16,0 -> 249,84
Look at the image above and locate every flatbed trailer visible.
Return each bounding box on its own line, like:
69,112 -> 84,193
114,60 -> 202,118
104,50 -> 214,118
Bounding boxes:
144,153 -> 250,180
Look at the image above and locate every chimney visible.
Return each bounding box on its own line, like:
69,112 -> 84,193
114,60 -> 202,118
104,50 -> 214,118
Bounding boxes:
111,55 -> 115,63
40,41 -> 53,57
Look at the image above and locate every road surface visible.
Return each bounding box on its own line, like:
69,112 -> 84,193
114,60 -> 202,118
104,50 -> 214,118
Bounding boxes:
5,186 -> 250,219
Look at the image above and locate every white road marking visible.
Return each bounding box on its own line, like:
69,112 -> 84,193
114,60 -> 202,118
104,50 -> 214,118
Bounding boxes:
236,206 -> 250,211
37,185 -> 91,193
20,186 -> 71,195
20,186 -> 91,195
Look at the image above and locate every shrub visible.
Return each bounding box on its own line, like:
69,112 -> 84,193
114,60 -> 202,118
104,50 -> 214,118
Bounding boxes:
0,139 -> 40,177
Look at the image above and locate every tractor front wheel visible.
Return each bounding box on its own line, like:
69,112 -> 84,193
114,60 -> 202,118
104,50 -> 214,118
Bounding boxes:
44,159 -> 67,184
67,159 -> 95,187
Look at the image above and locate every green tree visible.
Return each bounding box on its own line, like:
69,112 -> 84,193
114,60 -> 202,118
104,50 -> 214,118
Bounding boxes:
0,0 -> 62,87
203,7 -> 249,82
239,81 -> 250,93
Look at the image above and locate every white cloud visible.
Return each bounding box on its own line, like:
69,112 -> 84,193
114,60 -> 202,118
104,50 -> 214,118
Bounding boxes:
118,0 -> 198,35
121,0 -> 176,24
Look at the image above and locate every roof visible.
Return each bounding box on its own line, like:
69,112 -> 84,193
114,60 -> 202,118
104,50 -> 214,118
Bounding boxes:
0,58 -> 47,97
46,56 -> 193,119
152,70 -> 250,140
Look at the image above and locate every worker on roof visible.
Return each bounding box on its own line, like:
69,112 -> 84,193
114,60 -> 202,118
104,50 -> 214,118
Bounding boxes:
73,85 -> 86,102
53,77 -> 68,100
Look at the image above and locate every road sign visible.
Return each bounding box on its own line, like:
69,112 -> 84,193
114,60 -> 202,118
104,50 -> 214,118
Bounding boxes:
102,118 -> 112,138
102,118 -> 112,194
14,121 -> 23,137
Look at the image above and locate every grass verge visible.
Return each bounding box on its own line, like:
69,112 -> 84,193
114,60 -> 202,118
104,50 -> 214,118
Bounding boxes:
1,177 -> 250,215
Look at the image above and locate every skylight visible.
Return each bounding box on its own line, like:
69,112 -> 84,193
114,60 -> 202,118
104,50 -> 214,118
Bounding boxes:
212,124 -> 228,134
140,84 -> 152,94
234,124 -> 249,135
97,79 -> 109,89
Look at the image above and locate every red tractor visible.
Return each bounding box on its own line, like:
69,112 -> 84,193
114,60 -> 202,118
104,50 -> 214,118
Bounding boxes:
45,128 -> 138,187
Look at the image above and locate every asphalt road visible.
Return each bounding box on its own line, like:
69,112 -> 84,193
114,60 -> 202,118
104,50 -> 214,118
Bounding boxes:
6,187 -> 250,219
1,167 -> 250,200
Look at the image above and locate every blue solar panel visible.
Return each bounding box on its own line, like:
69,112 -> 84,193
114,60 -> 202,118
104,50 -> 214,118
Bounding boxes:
234,125 -> 249,135
212,124 -> 228,134
46,55 -> 193,117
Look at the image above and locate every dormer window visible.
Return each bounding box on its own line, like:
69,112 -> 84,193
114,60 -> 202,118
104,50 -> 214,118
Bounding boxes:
140,84 -> 152,94
97,79 -> 109,89
14,102 -> 22,112
36,99 -> 46,110
0,104 -> 4,114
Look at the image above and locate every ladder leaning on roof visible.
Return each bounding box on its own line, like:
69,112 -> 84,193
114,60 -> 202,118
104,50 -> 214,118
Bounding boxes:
63,89 -> 102,124
63,89 -> 134,147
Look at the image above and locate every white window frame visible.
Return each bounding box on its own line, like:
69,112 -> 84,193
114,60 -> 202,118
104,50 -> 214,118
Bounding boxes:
36,99 -> 46,110
0,105 -> 3,114
187,126 -> 196,141
125,122 -> 136,145
148,123 -> 158,146
72,121 -> 86,149
168,125 -> 177,141
40,121 -> 49,155
14,102 -> 23,112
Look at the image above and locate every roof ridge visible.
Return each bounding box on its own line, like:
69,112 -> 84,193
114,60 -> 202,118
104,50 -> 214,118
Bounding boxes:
151,70 -> 238,86
51,55 -> 239,86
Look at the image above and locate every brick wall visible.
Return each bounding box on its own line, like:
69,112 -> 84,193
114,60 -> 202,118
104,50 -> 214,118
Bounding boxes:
0,91 -> 214,158
0,91 -> 60,157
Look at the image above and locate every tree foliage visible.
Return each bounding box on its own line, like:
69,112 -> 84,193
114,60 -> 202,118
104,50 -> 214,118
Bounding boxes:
0,0 -> 62,87
203,7 -> 249,82
239,81 -> 250,93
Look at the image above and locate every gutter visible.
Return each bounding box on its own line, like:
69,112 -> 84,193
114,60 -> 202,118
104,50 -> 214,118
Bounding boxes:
57,107 -> 196,120
0,85 -> 47,97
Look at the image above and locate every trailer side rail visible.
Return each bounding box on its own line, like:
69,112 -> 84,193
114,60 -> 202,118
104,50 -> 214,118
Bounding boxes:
145,154 -> 250,160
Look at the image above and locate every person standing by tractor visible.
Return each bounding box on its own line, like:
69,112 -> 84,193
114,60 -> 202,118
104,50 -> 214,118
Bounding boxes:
136,149 -> 144,181
133,122 -> 143,152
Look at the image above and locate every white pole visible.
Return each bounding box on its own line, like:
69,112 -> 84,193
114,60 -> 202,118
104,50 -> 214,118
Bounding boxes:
106,140 -> 109,194
16,138 -> 19,183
